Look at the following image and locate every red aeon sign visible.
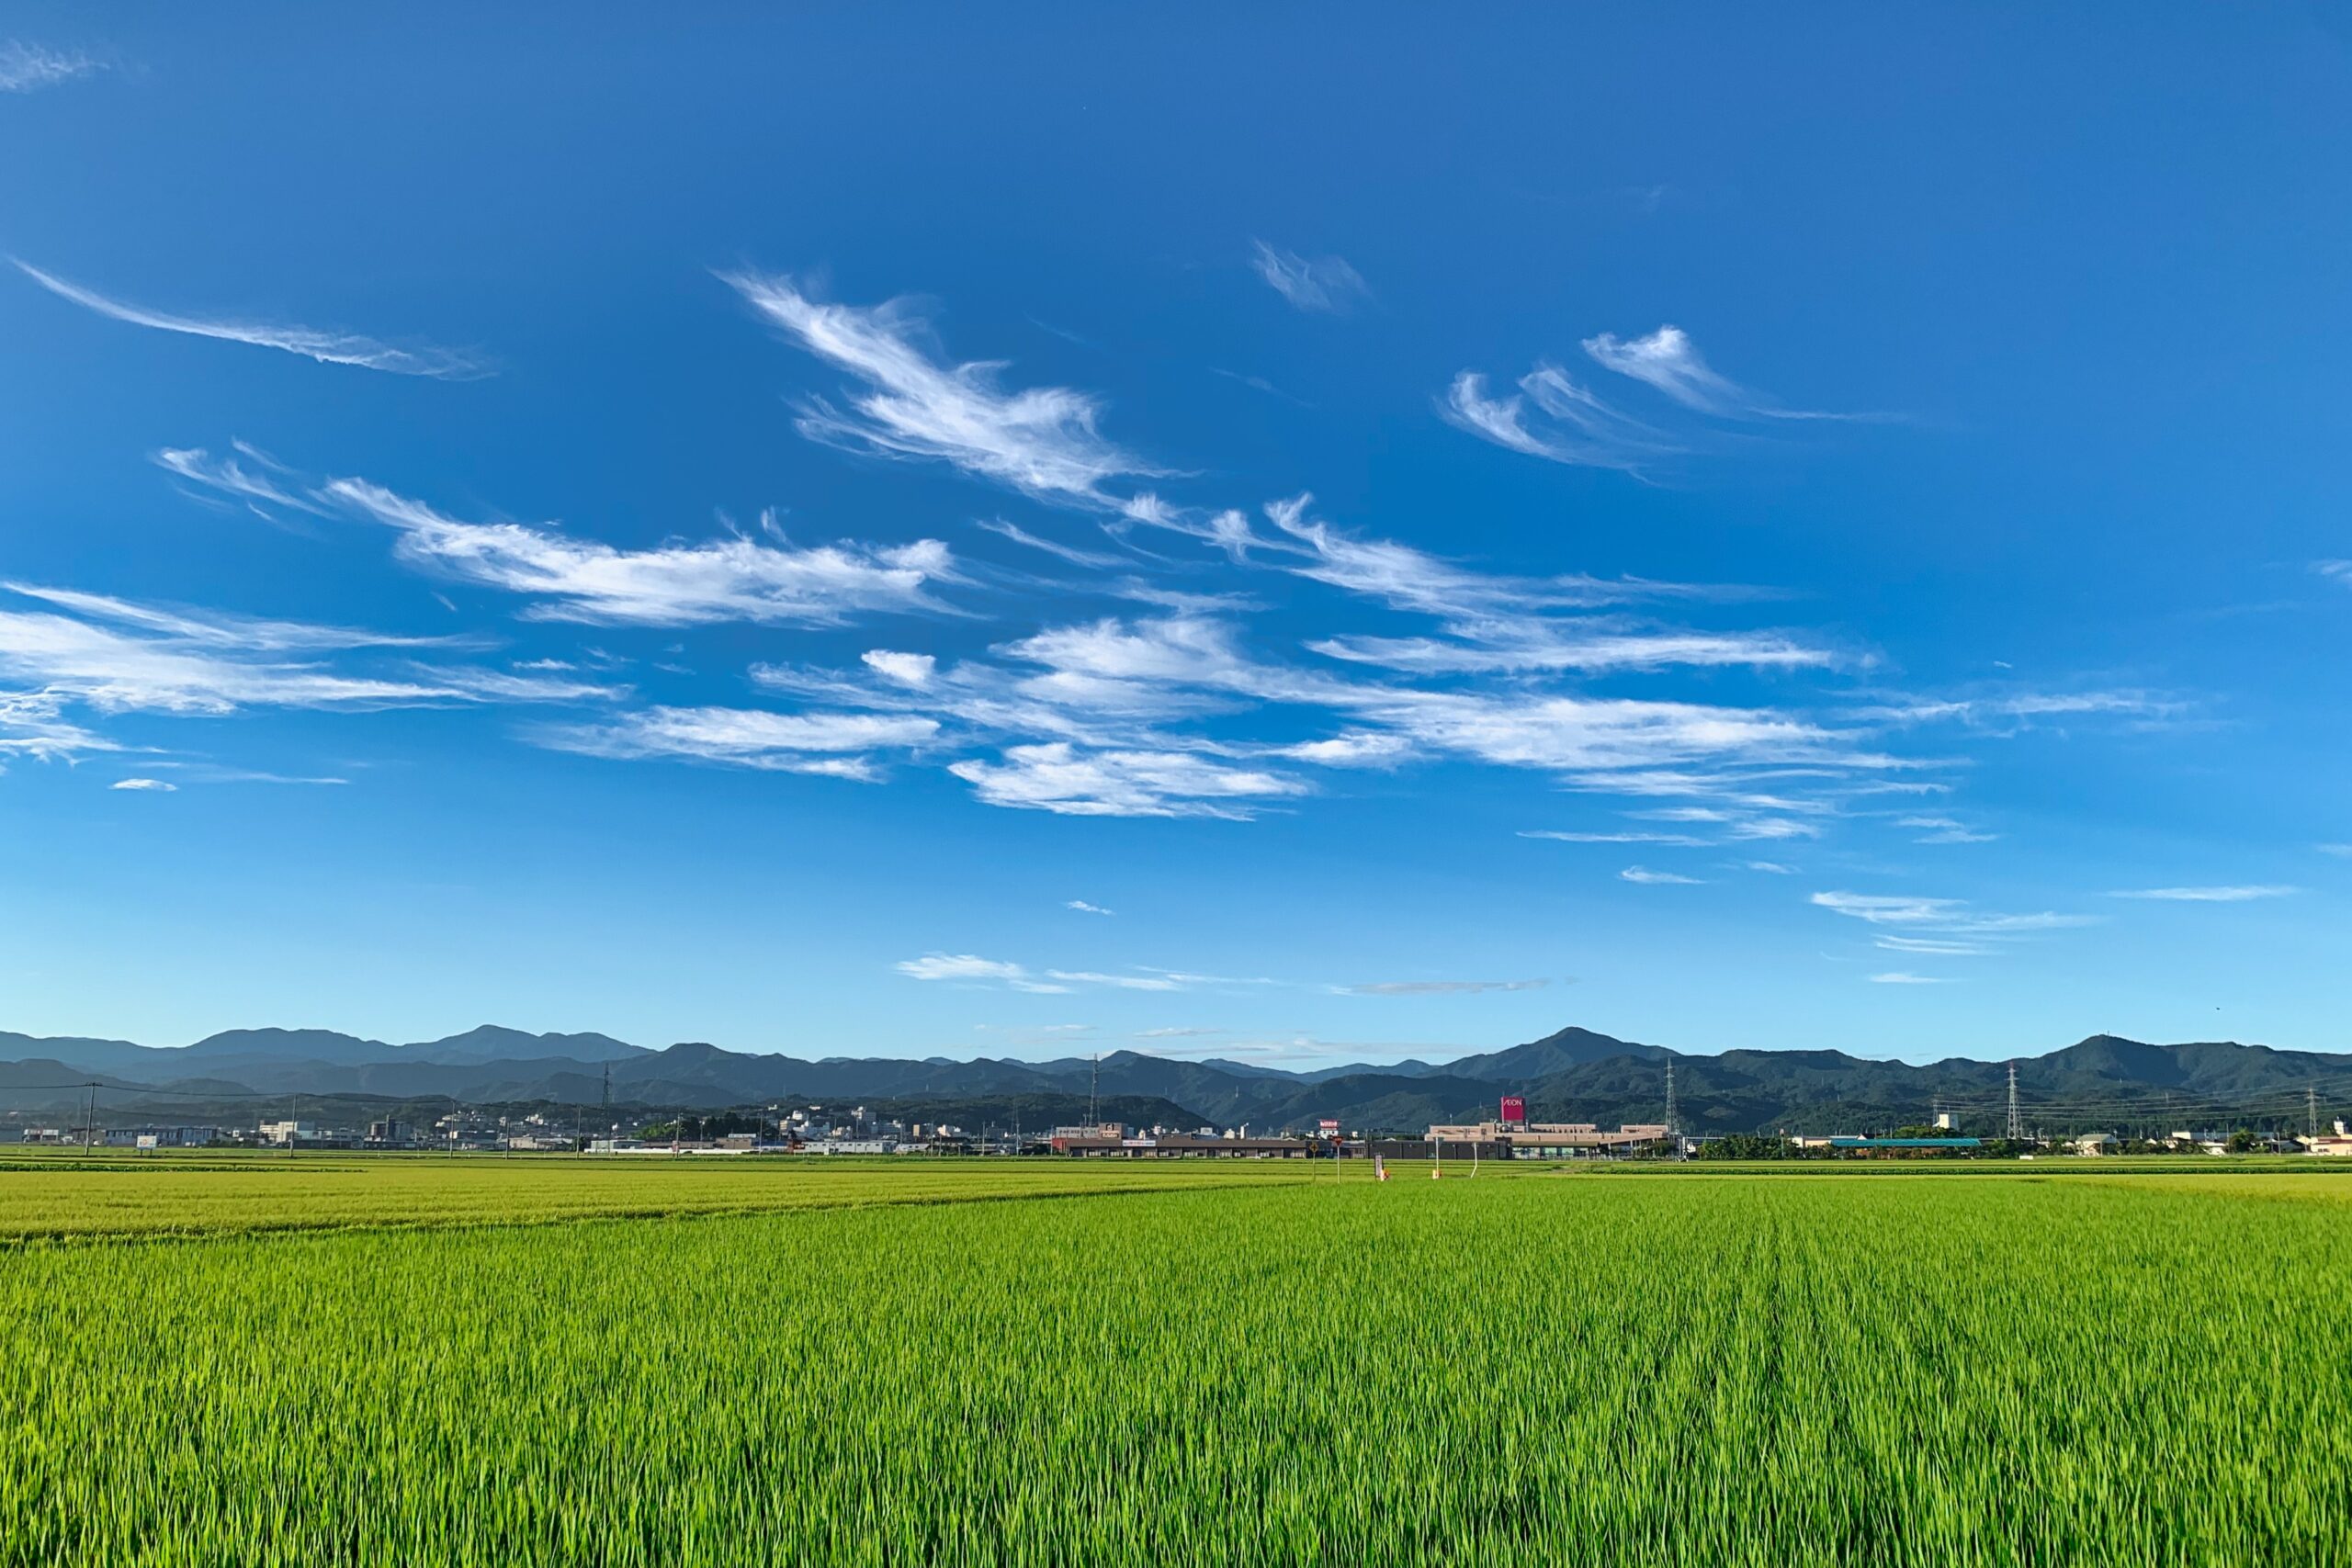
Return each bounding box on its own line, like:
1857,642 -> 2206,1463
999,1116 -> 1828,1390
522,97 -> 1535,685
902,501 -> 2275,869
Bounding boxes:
1498,1096 -> 1527,1124
1317,1118 -> 1340,1132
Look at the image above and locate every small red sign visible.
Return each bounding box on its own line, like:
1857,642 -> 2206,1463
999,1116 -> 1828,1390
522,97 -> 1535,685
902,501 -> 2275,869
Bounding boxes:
1499,1096 -> 1527,1125
1318,1118 -> 1340,1132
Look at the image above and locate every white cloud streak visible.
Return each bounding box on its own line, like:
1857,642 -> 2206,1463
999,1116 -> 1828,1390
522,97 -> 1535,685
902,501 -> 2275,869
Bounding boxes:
1811,889 -> 2097,935
1522,829 -> 1712,846
1874,935 -> 1989,956
1345,978 -> 1548,995
13,260 -> 487,378
1583,326 -> 1757,415
1583,325 -> 1864,422
897,953 -> 1241,994
536,706 -> 938,778
0,586 -> 605,720
322,479 -> 955,628
724,271 -> 1157,504
1440,369 -> 1670,471
2108,886 -> 2298,903
1250,243 -> 1371,313
949,742 -> 1309,819
0,42 -> 103,92
1897,814 -> 1998,845
153,447 -> 329,516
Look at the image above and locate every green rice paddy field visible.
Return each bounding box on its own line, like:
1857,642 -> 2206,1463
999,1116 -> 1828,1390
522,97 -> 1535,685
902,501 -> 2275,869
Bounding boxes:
2,1156 -> 2347,1565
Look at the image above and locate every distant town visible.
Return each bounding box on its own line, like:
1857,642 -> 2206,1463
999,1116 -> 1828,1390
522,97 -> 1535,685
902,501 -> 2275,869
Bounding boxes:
14,1098 -> 2350,1160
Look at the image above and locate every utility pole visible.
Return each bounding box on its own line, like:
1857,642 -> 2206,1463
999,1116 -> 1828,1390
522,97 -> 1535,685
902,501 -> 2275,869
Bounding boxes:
82,1082 -> 96,1156
1089,1053 -> 1100,1130
2311,1087 -> 2321,1142
2006,1062 -> 2024,1143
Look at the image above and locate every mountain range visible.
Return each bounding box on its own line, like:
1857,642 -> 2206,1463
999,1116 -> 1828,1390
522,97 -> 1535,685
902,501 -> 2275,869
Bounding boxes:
4,1023 -> 2348,1135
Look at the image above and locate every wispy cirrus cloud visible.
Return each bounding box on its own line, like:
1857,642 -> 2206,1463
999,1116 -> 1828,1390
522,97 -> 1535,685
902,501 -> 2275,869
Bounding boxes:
13,260 -> 487,378
1045,969 -> 1182,992
1309,625 -> 1839,676
1066,899 -> 1114,916
897,953 -> 1246,995
1581,325 -> 1840,420
975,518 -> 1126,569
2,581 -> 465,655
895,953 -> 1069,993
1440,367 -> 1673,471
1345,978 -> 1548,996
743,600 -> 1899,820
0,581 -> 611,769
1522,829 -> 1712,846
0,692 -> 113,761
0,41 -> 104,92
1622,865 -> 1702,885
1850,689 -> 2182,729
1261,494 -> 1703,617
108,777 -> 175,792
949,742 -> 1309,820
153,446 -> 328,517
1868,971 -> 1952,985
534,706 -> 938,779
1250,242 -> 1372,314
0,583 -> 607,720
2108,885 -> 2298,903
1898,814 -> 1998,845
1811,889 -> 2096,935
723,271 -> 1159,505
318,477 -> 956,628
1874,935 -> 1989,956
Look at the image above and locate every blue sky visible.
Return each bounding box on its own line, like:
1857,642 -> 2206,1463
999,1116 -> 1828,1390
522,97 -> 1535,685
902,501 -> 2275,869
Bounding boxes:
4,3 -> 2349,1066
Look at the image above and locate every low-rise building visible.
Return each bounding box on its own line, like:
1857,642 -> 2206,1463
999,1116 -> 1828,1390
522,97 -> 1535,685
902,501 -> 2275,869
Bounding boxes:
1423,1120 -> 1670,1156
1050,1134 -> 1315,1157
2300,1119 -> 2352,1156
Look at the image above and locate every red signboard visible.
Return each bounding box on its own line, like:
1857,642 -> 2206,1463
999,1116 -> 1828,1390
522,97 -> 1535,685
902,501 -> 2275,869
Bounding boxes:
1317,1118 -> 1340,1132
1499,1096 -> 1527,1125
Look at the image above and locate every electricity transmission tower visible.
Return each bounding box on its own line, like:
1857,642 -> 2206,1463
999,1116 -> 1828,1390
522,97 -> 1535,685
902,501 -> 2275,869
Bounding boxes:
2006,1062 -> 2024,1143
2311,1087 -> 2321,1142
1664,1060 -> 1679,1155
1089,1053 -> 1100,1129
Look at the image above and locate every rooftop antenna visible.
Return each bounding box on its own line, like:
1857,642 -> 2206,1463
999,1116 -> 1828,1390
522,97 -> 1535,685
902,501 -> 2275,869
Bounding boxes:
2006,1062 -> 2024,1143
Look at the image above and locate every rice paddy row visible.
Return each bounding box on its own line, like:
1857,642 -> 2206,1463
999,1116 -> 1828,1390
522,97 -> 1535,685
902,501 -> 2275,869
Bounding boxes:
0,1153 -> 1331,1242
